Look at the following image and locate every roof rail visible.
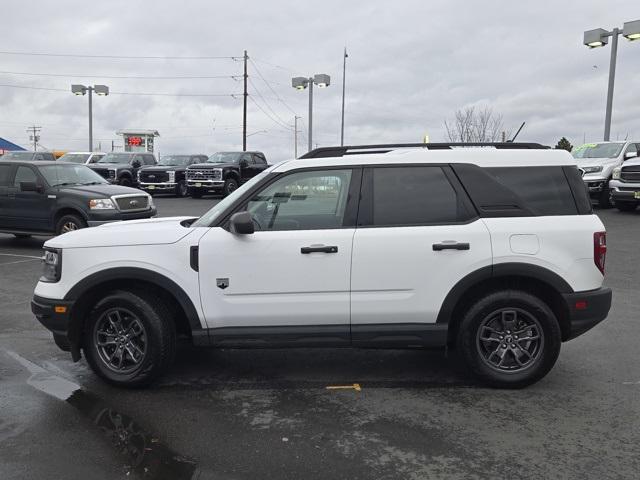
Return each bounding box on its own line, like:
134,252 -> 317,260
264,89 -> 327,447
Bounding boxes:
298,142 -> 550,159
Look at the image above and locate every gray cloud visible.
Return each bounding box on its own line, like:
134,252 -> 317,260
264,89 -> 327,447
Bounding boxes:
0,0 -> 638,160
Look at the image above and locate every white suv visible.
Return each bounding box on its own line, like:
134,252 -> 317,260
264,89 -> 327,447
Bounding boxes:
31,143 -> 612,388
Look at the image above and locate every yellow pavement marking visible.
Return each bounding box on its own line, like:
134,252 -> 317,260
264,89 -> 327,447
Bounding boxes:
326,383 -> 361,392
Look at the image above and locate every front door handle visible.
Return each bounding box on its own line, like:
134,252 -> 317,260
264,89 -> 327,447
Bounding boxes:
432,242 -> 470,251
301,245 -> 338,254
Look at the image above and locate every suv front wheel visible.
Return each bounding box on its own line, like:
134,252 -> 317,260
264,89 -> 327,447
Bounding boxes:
83,290 -> 176,388
457,290 -> 561,389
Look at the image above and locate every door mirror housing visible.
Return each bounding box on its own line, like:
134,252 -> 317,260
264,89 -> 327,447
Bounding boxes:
624,151 -> 638,160
229,211 -> 255,235
239,159 -> 248,168
20,182 -> 43,193
132,160 -> 142,168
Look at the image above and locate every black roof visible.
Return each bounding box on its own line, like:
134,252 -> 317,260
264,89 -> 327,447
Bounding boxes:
299,142 -> 549,159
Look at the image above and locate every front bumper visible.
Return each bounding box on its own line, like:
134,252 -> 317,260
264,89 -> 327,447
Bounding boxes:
187,180 -> 224,191
87,207 -> 157,226
583,177 -> 608,194
609,179 -> 640,202
139,182 -> 177,192
31,295 -> 73,337
562,287 -> 612,340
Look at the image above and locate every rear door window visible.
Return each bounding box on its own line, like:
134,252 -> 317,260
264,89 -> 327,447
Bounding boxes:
486,167 -> 577,216
14,166 -> 37,186
364,166 -> 473,227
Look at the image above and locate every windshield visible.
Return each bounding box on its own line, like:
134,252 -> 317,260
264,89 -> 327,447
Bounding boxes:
572,143 -> 625,159
160,155 -> 191,166
97,153 -> 133,164
39,164 -> 108,187
2,151 -> 34,160
206,152 -> 243,164
192,168 -> 274,227
59,153 -> 90,164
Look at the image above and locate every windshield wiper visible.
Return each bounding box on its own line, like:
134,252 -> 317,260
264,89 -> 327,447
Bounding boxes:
82,181 -> 105,185
53,182 -> 83,187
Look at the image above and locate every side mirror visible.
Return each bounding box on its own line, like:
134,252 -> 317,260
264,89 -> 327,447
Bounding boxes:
20,182 -> 43,193
239,159 -> 248,168
229,211 -> 254,235
132,160 -> 141,168
624,152 -> 638,160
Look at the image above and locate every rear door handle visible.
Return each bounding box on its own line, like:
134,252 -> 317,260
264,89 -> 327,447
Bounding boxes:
432,242 -> 470,251
301,245 -> 338,254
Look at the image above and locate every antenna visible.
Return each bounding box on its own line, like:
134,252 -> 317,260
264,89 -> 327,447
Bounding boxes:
509,122 -> 526,142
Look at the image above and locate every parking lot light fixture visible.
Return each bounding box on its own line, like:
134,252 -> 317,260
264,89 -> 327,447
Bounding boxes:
292,73 -> 331,152
583,20 -> 640,141
71,84 -> 109,152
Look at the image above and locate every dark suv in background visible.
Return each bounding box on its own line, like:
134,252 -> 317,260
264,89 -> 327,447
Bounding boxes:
186,151 -> 268,197
0,161 -> 155,236
138,154 -> 208,197
89,152 -> 156,186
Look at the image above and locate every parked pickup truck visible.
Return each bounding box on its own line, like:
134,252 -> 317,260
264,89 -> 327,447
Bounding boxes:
186,151 -> 268,197
138,154 -> 208,197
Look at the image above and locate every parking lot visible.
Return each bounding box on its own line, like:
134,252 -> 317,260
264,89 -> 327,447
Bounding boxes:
1,196 -> 639,479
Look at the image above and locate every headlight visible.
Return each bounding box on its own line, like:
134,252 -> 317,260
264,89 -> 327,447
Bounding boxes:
582,166 -> 603,174
137,171 -> 141,181
41,248 -> 62,283
108,169 -> 116,178
148,195 -> 155,208
89,198 -> 116,209
612,167 -> 621,180
168,171 -> 175,182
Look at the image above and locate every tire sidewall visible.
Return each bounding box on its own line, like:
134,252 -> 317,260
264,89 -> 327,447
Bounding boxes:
223,178 -> 238,197
55,214 -> 86,235
119,176 -> 132,187
458,291 -> 561,388
83,291 -> 173,387
176,180 -> 188,197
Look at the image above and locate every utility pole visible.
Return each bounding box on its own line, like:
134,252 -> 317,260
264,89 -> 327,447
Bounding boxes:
111,140 -> 115,152
603,28 -> 618,141
242,50 -> 248,151
308,80 -> 314,152
294,116 -> 301,158
27,126 -> 41,151
340,47 -> 348,146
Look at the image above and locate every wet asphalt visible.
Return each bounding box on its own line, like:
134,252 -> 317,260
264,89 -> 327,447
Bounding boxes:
1,197 -> 639,480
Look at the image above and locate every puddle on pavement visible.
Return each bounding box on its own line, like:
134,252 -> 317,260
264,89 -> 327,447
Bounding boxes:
5,350 -> 199,479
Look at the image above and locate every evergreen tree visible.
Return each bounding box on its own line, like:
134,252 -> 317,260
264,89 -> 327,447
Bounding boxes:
555,137 -> 573,152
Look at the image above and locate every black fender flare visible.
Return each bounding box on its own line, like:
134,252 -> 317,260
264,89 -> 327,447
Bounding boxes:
65,267 -> 202,331
436,263 -> 573,325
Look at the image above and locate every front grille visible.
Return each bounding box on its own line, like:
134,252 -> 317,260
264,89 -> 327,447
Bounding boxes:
620,170 -> 640,183
187,168 -> 221,181
113,195 -> 149,212
140,171 -> 169,183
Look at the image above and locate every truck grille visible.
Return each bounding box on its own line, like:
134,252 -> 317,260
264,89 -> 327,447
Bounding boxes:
92,168 -> 115,179
113,195 -> 149,212
620,166 -> 640,183
140,171 -> 169,183
187,168 -> 221,181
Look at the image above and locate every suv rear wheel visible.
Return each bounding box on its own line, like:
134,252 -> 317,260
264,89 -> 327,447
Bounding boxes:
83,290 -> 176,388
457,290 -> 561,388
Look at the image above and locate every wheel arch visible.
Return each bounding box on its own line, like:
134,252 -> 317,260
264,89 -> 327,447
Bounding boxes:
64,267 -> 204,352
224,169 -> 240,182
54,206 -> 89,224
438,263 -> 573,344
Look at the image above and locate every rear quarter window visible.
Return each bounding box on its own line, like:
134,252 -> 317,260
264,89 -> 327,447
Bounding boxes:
485,166 -> 578,216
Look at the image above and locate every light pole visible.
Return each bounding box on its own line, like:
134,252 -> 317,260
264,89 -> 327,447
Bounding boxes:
292,74 -> 330,152
584,20 -> 640,141
71,84 -> 109,151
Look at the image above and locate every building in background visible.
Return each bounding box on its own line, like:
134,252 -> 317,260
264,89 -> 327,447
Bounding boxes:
0,137 -> 26,155
116,129 -> 160,153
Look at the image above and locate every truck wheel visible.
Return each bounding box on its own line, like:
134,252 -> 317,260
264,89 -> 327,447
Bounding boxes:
83,290 -> 176,388
119,176 -> 132,187
598,185 -> 612,208
223,178 -> 239,197
176,180 -> 188,197
615,202 -> 638,212
55,214 -> 86,235
189,188 -> 203,199
457,290 -> 561,389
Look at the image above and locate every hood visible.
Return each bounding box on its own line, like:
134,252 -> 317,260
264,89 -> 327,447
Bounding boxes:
188,162 -> 233,169
140,165 -> 185,172
56,184 -> 143,197
576,157 -> 620,167
89,163 -> 127,169
45,216 -> 198,249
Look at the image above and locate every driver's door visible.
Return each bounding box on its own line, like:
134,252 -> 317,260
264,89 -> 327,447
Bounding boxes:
197,167 -> 361,345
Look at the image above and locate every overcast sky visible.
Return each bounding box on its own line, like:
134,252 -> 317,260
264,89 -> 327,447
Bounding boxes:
0,0 -> 638,161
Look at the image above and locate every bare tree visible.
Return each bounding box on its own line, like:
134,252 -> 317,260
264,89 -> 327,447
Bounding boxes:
444,106 -> 508,142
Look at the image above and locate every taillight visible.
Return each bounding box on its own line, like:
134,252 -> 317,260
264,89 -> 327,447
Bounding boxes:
594,231 -> 607,275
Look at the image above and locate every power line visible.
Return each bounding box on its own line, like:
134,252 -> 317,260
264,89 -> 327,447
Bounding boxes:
0,70 -> 241,80
248,95 -> 293,131
0,51 -> 238,60
249,59 -> 298,115
0,83 -> 241,97
248,78 -> 292,129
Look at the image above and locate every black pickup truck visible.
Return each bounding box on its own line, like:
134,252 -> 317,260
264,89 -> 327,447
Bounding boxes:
186,151 -> 268,197
138,154 -> 208,197
0,161 -> 156,236
89,152 -> 157,186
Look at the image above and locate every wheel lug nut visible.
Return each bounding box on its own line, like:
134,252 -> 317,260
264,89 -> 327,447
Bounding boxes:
511,344 -> 516,348
499,336 -> 504,339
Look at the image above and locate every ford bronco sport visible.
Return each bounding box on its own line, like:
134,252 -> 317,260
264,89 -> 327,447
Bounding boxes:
31,143 -> 612,388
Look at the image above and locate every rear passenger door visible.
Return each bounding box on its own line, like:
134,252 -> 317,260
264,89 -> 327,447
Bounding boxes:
5,165 -> 51,231
350,165 -> 492,342
0,164 -> 16,228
